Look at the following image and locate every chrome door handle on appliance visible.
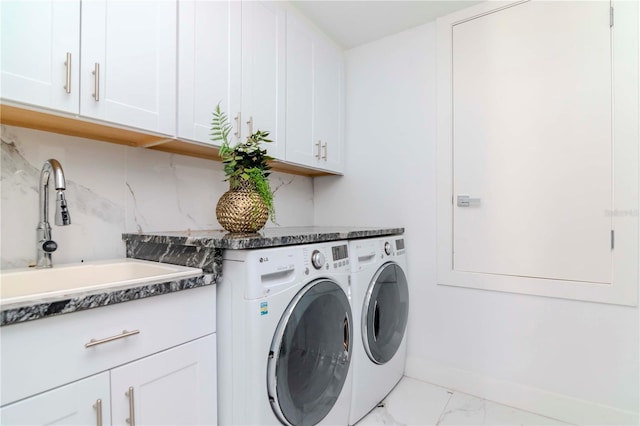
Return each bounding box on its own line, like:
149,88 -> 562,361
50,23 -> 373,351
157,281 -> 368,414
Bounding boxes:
315,140 -> 321,160
343,316 -> 350,352
92,63 -> 100,101
373,300 -> 379,342
234,112 -> 241,139
85,329 -> 140,348
456,195 -> 481,207
125,387 -> 136,426
64,52 -> 72,94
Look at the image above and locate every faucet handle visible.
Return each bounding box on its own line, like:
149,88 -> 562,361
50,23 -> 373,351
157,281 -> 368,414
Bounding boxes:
41,240 -> 58,253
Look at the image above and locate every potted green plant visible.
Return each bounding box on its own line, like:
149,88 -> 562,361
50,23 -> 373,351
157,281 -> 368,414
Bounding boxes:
211,104 -> 275,232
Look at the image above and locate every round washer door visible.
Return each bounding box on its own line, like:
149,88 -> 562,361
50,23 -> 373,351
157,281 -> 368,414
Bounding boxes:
267,279 -> 353,426
362,262 -> 409,365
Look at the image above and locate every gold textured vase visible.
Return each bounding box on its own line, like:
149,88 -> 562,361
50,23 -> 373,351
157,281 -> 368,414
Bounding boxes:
216,180 -> 269,233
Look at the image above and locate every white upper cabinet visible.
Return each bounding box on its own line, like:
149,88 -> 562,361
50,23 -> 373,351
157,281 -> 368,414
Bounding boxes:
286,12 -> 344,173
241,1 -> 286,159
1,0 -> 346,174
178,0 -> 241,146
0,0 -> 80,114
81,0 -> 177,136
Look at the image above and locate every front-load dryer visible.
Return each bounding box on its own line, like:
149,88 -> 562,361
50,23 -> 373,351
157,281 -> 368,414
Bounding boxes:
218,241 -> 353,425
348,235 -> 409,425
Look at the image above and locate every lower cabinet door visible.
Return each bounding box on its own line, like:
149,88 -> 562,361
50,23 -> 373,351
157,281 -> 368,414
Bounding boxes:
110,334 -> 217,426
0,372 -> 110,426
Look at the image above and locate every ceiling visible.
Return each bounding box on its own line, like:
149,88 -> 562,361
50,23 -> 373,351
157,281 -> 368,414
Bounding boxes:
290,1 -> 483,49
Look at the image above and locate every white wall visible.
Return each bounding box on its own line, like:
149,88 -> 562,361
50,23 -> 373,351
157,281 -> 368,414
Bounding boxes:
1,125 -> 314,268
313,22 -> 639,424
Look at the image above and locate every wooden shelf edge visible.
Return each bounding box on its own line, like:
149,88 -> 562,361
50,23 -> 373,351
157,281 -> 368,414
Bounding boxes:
269,160 -> 334,177
0,104 -> 166,147
0,103 -> 339,178
149,140 -> 221,161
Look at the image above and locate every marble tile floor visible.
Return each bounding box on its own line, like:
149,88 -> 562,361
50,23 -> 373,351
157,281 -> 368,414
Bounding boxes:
356,376 -> 570,426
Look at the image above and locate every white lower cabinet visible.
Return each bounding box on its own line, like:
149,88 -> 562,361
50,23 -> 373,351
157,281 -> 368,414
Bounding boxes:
0,335 -> 216,426
0,372 -> 111,426
0,286 -> 217,425
111,334 -> 217,426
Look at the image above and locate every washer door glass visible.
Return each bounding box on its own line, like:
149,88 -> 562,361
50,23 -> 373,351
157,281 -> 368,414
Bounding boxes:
267,279 -> 353,426
363,262 -> 409,365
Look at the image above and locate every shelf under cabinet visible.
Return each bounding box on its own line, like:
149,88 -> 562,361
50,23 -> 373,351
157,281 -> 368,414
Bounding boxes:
0,103 -> 336,178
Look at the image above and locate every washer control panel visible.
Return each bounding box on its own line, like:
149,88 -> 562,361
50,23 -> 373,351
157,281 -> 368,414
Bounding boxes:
302,243 -> 350,275
384,241 -> 392,256
382,239 -> 406,257
311,250 -> 325,269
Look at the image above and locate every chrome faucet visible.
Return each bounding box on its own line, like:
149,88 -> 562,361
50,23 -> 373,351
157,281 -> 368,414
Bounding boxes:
36,159 -> 71,268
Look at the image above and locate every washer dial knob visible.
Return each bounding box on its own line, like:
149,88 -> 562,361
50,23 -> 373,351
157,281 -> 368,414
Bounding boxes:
311,250 -> 325,270
384,242 -> 392,256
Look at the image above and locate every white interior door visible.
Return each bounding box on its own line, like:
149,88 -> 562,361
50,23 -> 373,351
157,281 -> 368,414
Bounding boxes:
452,1 -> 612,284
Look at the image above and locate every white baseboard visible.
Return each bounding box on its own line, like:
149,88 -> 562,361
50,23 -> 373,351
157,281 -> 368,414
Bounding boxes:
405,356 -> 639,425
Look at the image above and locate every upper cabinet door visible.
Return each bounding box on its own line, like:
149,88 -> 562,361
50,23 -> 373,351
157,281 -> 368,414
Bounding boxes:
0,0 -> 80,114
286,12 -> 344,173
241,1 -> 286,159
178,0 -> 241,146
285,14 -> 314,167
313,37 -> 344,173
81,0 -> 177,136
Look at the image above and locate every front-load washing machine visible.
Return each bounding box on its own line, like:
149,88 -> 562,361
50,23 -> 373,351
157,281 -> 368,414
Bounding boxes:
348,235 -> 409,425
218,241 -> 353,425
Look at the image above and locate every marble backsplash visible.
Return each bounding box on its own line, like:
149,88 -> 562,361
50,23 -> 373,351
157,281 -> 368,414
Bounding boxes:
0,125 -> 314,269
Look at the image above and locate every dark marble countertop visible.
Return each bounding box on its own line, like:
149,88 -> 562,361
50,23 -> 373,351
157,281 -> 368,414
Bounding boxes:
2,228 -> 403,327
1,260 -> 214,327
1,274 -> 214,327
122,226 -> 404,250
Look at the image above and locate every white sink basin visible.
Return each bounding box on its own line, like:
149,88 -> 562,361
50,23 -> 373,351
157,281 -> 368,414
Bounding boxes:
0,259 -> 203,306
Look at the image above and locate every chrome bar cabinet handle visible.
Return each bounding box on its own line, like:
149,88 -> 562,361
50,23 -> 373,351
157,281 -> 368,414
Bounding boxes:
322,142 -> 328,161
126,387 -> 136,426
315,140 -> 321,159
64,52 -> 71,94
246,116 -> 253,135
234,112 -> 242,139
85,329 -> 140,348
92,63 -> 100,101
93,399 -> 103,426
